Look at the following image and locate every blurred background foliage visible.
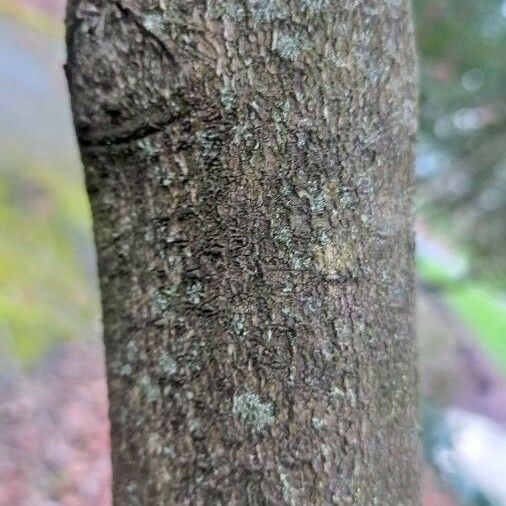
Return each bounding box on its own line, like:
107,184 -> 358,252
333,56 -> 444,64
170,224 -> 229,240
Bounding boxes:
0,0 -> 99,364
415,0 -> 506,286
414,0 -> 506,376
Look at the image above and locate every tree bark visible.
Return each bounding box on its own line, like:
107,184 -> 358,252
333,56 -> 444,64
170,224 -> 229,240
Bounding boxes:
66,0 -> 419,504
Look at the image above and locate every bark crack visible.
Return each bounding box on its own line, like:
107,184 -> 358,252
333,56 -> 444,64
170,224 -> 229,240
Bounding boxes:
78,109 -> 183,147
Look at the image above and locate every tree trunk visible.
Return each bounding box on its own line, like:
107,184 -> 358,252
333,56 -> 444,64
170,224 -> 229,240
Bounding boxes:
66,0 -> 419,504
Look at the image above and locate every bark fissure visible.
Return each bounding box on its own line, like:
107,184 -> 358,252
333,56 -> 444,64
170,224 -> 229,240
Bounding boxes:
77,110 -> 184,147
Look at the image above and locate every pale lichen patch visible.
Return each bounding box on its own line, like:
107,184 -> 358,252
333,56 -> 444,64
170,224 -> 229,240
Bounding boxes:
152,287 -> 177,316
249,0 -> 288,22
309,190 -> 326,212
120,364 -> 132,377
233,392 -> 275,431
292,253 -> 312,271
162,444 -> 174,457
125,482 -> 140,503
142,12 -> 165,34
386,0 -> 403,8
301,0 -> 330,13
313,241 -> 357,278
140,374 -> 161,403
319,230 -> 331,245
282,282 -> 293,294
220,85 -> 235,112
186,281 -> 203,304
231,121 -> 253,146
211,1 -> 246,21
126,482 -> 137,493
271,225 -> 292,245
137,138 -> 158,159
275,34 -> 306,61
281,306 -> 292,316
126,340 -> 136,359
299,180 -> 327,212
330,385 -> 345,400
230,313 -> 247,337
278,465 -> 298,506
159,352 -> 177,376
147,432 -> 163,455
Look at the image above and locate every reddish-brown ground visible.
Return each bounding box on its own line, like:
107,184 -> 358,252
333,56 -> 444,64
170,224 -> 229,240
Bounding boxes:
0,343 -> 111,506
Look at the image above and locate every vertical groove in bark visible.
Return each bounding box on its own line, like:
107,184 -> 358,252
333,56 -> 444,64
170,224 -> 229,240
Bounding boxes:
66,0 -> 419,504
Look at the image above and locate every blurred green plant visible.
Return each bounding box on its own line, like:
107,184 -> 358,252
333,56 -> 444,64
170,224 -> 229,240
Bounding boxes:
0,148 -> 98,364
415,0 -> 506,286
418,252 -> 506,372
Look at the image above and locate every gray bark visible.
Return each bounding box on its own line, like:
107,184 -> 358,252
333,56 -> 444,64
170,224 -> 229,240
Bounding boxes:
66,0 -> 420,504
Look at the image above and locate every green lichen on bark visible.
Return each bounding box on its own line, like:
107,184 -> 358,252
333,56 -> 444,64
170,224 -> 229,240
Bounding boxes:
249,0 -> 288,22
275,33 -> 307,61
158,352 -> 177,376
233,392 -> 275,431
312,416 -> 325,430
301,0 -> 330,13
139,374 -> 161,403
230,313 -> 248,337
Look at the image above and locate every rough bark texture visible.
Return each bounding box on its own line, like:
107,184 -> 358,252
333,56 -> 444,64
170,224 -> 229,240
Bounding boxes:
66,0 -> 419,504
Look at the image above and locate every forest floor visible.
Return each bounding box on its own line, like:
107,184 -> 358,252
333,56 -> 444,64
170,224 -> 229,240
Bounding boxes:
0,342 -> 111,506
